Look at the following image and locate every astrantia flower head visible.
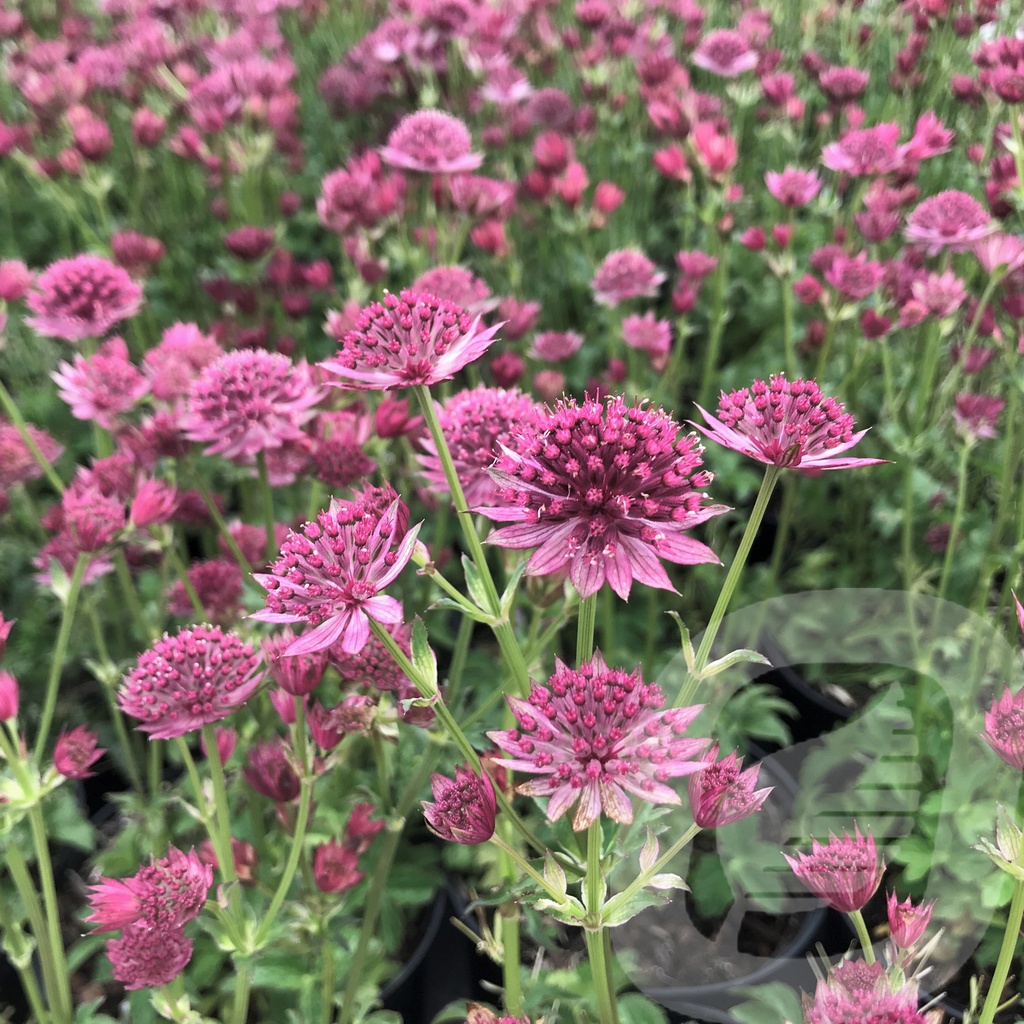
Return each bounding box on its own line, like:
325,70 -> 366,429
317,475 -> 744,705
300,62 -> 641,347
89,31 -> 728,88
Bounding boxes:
26,254 -> 143,342
329,621 -> 413,692
692,29 -> 758,77
118,625 -> 263,739
379,109 -> 482,174
53,336 -> 150,430
480,393 -> 726,600
423,764 -> 497,844
688,744 -> 772,828
983,686 -> 1024,770
905,190 -> 994,254
54,725 -> 105,779
803,958 -> 940,1024
252,495 -> 420,657
954,393 -> 1004,441
487,652 -> 709,831
886,891 -> 935,950
184,349 -> 323,462
822,122 -> 904,177
765,167 -> 823,207
591,249 -> 666,306
106,921 -> 192,991
784,826 -> 883,912
264,627 -> 328,696
531,330 -> 584,362
0,422 -> 63,487
320,289 -> 502,390
418,386 -> 543,506
693,375 -> 885,471
410,265 -> 497,315
622,312 -> 672,371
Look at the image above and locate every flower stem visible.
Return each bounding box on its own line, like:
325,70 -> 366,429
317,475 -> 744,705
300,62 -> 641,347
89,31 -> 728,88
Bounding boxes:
0,885 -> 50,1024
34,554 -> 87,763
698,236 -> 730,409
495,819 -> 525,1018
674,466 -> 782,707
978,876 -> 1024,1024
577,593 -> 597,664
935,440 -> 973,604
604,822 -> 701,918
256,451 -> 277,564
848,908 -> 876,964
585,822 -> 618,1024
185,459 -> 254,578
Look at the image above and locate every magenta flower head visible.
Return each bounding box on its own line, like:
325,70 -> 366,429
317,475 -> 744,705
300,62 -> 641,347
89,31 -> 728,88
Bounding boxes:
87,846 -> 212,934
184,349 -> 323,462
982,686 -> 1024,770
692,29 -> 759,77
418,386 -> 544,507
693,375 -> 886,471
479,394 -> 726,600
252,495 -> 420,657
0,669 -> 18,722
52,335 -> 150,430
784,826 -> 883,912
54,725 -> 105,779
765,167 -> 822,207
423,764 -> 497,844
26,254 -> 143,342
886,891 -> 935,950
379,109 -> 482,174
106,921 -> 193,991
487,652 -> 709,831
905,190 -> 994,255
313,840 -> 363,894
591,248 -> 666,306
244,738 -> 301,802
803,958 -> 940,1024
118,625 -> 263,740
263,628 -> 328,696
321,290 -> 503,391
688,744 -> 773,828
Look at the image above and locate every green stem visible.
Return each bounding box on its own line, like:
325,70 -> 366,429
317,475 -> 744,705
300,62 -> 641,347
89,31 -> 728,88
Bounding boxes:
577,593 -> 597,665
605,823 -> 701,917
230,963 -> 252,1024
935,441 -> 973,604
585,822 -> 618,1024
496,820 -> 524,1018
34,554 -> 87,763
849,909 -> 876,965
256,451 -> 277,565
162,539 -> 207,619
444,614 -> 475,707
814,314 -> 838,383
698,237 -> 730,409
185,460 -> 254,578
0,380 -> 64,493
370,731 -> 393,816
114,548 -> 154,642
674,467 -> 782,707
978,876 -> 1024,1024
767,475 -> 796,592
320,922 -> 336,1024
913,321 -> 943,434
781,263 -> 796,379
202,722 -> 239,887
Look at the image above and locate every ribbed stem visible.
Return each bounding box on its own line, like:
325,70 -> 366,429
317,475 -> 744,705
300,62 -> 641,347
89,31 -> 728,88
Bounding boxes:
585,822 -> 618,1024
978,876 -> 1024,1024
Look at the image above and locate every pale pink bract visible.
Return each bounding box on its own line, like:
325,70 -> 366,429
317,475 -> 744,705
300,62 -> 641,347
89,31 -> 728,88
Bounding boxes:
379,109 -> 482,174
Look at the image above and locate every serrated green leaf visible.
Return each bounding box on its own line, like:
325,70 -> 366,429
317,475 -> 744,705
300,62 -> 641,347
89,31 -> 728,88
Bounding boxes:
499,560 -> 527,618
411,618 -> 438,693
429,597 -> 492,623
666,611 -> 696,670
701,647 -> 772,678
639,828 -> 659,874
601,887 -> 670,927
648,872 -> 687,891
543,852 -> 567,897
462,555 -> 491,613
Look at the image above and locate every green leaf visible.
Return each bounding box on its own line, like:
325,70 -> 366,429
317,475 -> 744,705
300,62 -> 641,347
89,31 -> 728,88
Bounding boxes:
666,611 -> 696,670
410,618 -> 438,694
701,647 -> 772,678
617,992 -> 669,1024
429,597 -> 492,623
462,554 -> 491,613
639,828 -> 659,874
602,887 -> 671,927
648,872 -> 687,891
543,852 -> 567,897
731,981 -> 805,1024
499,559 -> 528,618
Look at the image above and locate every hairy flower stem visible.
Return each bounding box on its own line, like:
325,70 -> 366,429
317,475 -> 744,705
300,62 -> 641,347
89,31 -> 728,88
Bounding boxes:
413,384 -> 531,697
674,466 -> 782,707
577,593 -> 597,664
0,379 -> 64,493
252,700 -> 314,950
848,909 -> 876,964
979,876 -> 1024,1024
34,554 -> 87,763
585,823 -> 618,1024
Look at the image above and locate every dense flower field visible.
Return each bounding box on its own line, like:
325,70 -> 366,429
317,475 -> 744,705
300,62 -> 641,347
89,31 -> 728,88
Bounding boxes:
1,0 -> 1024,1022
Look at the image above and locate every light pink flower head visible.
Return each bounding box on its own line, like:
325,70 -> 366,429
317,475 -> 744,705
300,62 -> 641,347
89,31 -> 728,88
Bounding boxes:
803,958 -> 939,1024
692,29 -> 759,77
252,495 -> 420,657
143,322 -> 222,402
26,254 -> 143,342
52,335 -> 149,430
784,826 -> 883,912
106,921 -> 193,991
886,891 -> 935,950
487,652 -> 709,831
423,764 -> 497,844
693,375 -> 885,471
954,393 -> 1004,440
823,252 -> 885,300
688,744 -> 772,828
905,190 -> 995,254
418,386 -> 543,507
622,312 -> 672,370
54,725 -> 105,779
118,626 -> 263,739
530,330 -> 584,362
591,249 -> 666,307
973,232 -> 1024,276
379,109 -> 482,174
0,421 -> 63,487
765,167 -> 822,207
320,289 -> 502,391
983,686 -> 1024,769
184,349 -> 323,461
410,265 -> 498,315
818,65 -> 870,104
822,122 -> 904,177
480,394 -> 726,600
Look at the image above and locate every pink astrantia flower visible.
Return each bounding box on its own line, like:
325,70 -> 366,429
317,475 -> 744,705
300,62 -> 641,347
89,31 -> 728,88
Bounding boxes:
692,29 -> 759,77
823,252 -> 885,300
0,422 -> 63,488
983,685 -> 1024,770
52,335 -> 150,430
320,290 -> 502,391
329,621 -> 413,693
143,322 -> 222,403
479,394 -> 726,600
487,652 -> 709,831
622,312 -> 672,371
118,626 -> 263,740
693,375 -> 885,471
54,725 -> 105,779
166,558 -> 244,623
803,958 -> 941,1024
531,330 -> 584,361
252,496 -> 420,657
911,271 -> 967,318
379,109 -> 482,174
410,265 -> 498,315
422,764 -> 497,844
765,167 -> 823,207
688,744 -> 772,828
886,891 -> 935,950
106,921 -> 193,991
0,670 -> 19,723
418,386 -> 543,507
822,122 -> 904,176
87,846 -> 212,933
264,628 -> 328,696
818,65 -> 870,104
313,840 -> 364,893
905,190 -> 994,254
784,827 -> 883,912
591,249 -> 666,307
184,349 -> 323,462
954,393 -> 1004,440
26,254 -> 143,342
